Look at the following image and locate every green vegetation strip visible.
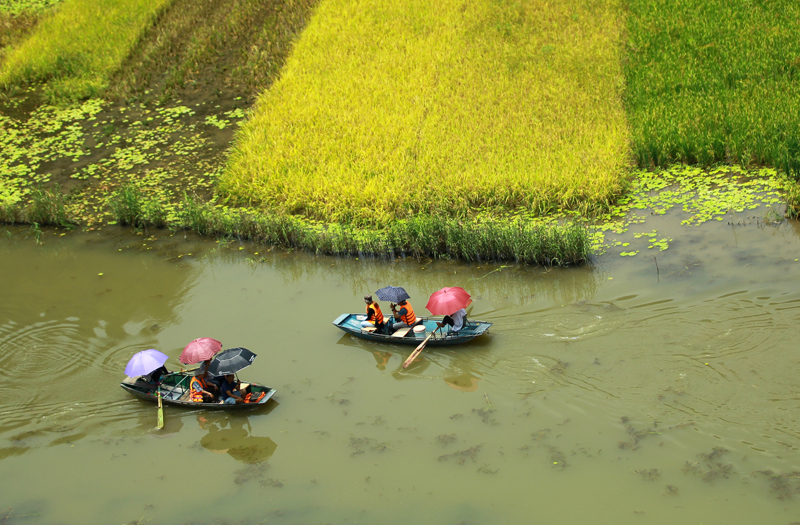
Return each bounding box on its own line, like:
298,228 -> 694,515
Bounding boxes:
625,0 -> 800,178
111,190 -> 592,265
0,0 -> 172,102
221,0 -> 630,226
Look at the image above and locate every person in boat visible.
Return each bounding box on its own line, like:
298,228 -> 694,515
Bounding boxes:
219,374 -> 244,404
190,368 -> 217,403
360,294 -> 385,331
437,307 -> 468,334
390,299 -> 418,332
140,365 -> 170,385
197,359 -> 222,389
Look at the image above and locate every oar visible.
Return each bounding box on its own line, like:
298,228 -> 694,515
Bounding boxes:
402,326 -> 440,369
156,386 -> 164,429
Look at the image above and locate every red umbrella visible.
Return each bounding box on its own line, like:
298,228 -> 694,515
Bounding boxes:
425,287 -> 472,316
180,337 -> 222,364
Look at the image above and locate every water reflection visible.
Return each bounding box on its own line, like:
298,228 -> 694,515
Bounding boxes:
198,413 -> 277,463
337,326 -> 491,392
127,406 -> 185,436
443,372 -> 480,392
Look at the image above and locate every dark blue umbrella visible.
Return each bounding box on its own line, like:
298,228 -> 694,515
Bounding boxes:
375,286 -> 410,303
208,347 -> 257,376
125,349 -> 169,377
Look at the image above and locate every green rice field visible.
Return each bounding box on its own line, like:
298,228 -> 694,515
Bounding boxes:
624,0 -> 800,178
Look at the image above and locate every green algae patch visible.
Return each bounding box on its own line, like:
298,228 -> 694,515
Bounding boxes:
220,0 -> 630,226
0,96 -> 244,226
591,165 -> 789,258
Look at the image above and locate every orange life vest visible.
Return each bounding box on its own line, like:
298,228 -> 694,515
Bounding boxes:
400,302 -> 416,325
367,302 -> 384,326
244,391 -> 266,403
190,376 -> 208,403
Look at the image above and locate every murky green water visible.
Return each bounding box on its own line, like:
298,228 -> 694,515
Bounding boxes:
2,209 -> 800,524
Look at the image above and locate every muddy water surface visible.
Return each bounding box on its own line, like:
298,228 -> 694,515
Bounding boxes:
2,210 -> 800,524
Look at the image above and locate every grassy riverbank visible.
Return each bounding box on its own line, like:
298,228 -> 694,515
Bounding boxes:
112,187 -> 590,265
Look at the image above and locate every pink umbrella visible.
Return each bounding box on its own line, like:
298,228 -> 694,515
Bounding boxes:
180,337 -> 222,364
425,287 -> 472,316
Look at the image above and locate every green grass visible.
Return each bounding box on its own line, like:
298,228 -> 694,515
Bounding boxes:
220,0 -> 631,226
0,183 -> 74,225
624,0 -> 800,179
0,0 -> 172,102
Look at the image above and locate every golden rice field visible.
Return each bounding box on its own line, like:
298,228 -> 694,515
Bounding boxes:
220,0 -> 631,226
0,0 -> 171,102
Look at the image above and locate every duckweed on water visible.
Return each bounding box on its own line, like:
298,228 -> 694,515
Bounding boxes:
591,165 -> 790,258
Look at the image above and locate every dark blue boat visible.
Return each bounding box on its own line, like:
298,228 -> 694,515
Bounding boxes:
332,313 -> 491,346
120,371 -> 276,410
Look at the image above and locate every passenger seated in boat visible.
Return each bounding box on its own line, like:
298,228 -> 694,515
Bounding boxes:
390,299 -> 419,333
140,365 -> 170,385
190,368 -> 217,403
219,374 -> 244,404
197,359 -> 222,390
437,308 -> 468,334
360,294 -> 385,332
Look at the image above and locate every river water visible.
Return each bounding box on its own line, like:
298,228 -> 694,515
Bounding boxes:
2,205 -> 800,524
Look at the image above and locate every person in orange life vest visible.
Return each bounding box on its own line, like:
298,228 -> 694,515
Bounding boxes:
390,299 -> 418,332
190,368 -> 216,403
360,294 -> 385,330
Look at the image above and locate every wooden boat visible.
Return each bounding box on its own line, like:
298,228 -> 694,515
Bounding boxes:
120,371 -> 276,410
332,313 -> 491,346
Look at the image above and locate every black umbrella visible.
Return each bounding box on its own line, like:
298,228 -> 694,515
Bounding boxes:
375,286 -> 410,303
208,347 -> 257,376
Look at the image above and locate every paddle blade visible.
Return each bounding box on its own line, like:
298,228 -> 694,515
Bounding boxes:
402,332 -> 433,368
156,389 -> 164,429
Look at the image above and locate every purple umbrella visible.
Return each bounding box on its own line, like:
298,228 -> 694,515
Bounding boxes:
125,349 -> 169,377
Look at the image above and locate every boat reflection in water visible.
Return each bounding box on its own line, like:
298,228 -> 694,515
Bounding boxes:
443,372 -> 480,392
198,412 -> 278,464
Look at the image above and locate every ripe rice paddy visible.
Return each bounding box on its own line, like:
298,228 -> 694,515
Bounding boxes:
0,0 -> 171,102
220,0 -> 631,226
